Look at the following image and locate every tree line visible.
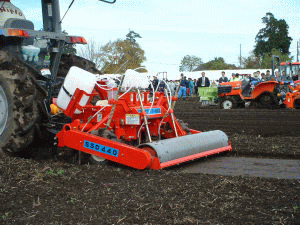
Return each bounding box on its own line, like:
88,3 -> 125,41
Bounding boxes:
77,30 -> 146,74
73,12 -> 293,74
179,12 -> 293,71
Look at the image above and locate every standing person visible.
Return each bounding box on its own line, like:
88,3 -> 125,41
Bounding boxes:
256,71 -> 261,79
152,76 -> 159,91
178,74 -> 188,100
261,73 -> 266,82
275,71 -> 282,82
230,73 -> 239,82
184,76 -> 190,95
186,78 -> 190,96
281,70 -> 292,81
219,71 -> 229,83
157,78 -> 166,93
197,72 -> 210,88
194,79 -> 198,96
252,71 -> 261,85
230,73 -> 236,81
188,78 -> 194,96
242,74 -> 252,96
281,70 -> 287,81
168,80 -> 176,96
148,76 -> 159,95
265,70 -> 271,81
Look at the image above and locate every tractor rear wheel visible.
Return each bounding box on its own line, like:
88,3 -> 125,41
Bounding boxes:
0,49 -> 44,154
258,94 -> 279,109
0,73 -> 13,149
58,54 -> 101,77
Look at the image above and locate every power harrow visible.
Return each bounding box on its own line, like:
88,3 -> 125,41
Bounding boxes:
53,67 -> 232,170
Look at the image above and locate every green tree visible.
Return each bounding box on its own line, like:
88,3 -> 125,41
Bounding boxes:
241,52 -> 261,69
101,39 -> 146,74
179,55 -> 203,72
79,31 -> 146,73
254,13 -> 292,58
126,30 -> 142,43
260,48 -> 292,69
241,49 -> 292,69
196,57 -> 237,70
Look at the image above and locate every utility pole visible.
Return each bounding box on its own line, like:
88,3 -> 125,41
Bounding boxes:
296,41 -> 299,62
240,44 -> 242,68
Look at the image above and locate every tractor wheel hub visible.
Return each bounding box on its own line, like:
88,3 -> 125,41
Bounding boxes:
222,100 -> 233,109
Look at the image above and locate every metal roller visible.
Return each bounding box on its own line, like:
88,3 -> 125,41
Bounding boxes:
140,130 -> 231,168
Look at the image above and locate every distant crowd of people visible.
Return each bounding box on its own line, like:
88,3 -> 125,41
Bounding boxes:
148,70 -> 298,100
219,70 -> 297,84
149,72 -> 214,100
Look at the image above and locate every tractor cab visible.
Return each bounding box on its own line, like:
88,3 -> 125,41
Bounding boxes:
0,1 -> 48,70
280,62 -> 300,81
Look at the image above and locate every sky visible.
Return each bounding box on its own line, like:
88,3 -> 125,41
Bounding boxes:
15,0 -> 300,79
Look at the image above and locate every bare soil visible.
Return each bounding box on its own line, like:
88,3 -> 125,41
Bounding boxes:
0,98 -> 299,224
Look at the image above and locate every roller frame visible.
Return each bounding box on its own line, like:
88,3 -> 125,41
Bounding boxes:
57,124 -> 232,170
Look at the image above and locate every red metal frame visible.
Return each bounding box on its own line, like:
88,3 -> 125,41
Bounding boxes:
55,79 -> 232,170
57,124 -> 232,170
284,81 -> 300,108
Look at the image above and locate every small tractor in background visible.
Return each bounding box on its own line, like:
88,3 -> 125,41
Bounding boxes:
217,79 -> 282,109
217,56 -> 300,109
0,0 -> 232,170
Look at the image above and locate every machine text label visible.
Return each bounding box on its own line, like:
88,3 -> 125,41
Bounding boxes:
84,140 -> 119,157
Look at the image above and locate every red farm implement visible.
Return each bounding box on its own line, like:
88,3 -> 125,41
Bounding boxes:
53,67 -> 232,170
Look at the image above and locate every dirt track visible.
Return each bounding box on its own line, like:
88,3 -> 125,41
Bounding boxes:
0,97 -> 300,224
175,100 -> 300,137
174,99 -> 300,159
178,157 -> 300,179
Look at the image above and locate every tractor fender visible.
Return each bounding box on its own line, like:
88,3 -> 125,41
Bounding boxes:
251,81 -> 279,99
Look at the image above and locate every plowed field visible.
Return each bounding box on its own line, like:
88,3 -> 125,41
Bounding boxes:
0,98 -> 299,225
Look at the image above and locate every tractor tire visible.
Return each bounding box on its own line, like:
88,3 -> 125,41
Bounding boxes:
0,73 -> 13,149
58,54 -> 102,77
219,97 -> 237,109
0,48 -> 44,154
258,93 -> 279,109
